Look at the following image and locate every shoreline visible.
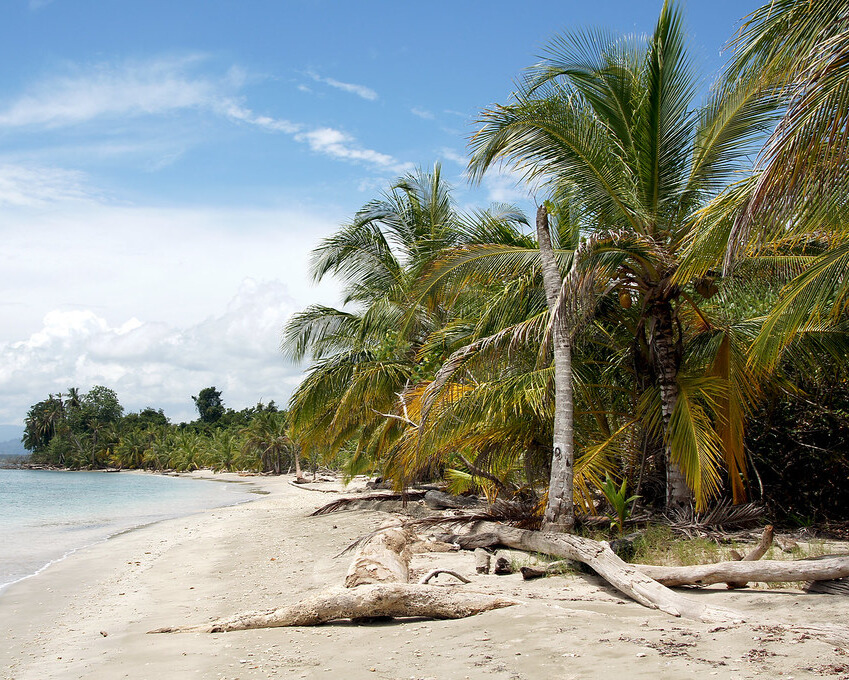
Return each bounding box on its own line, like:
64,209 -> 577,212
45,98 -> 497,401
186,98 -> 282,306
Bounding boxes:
1,475 -> 847,679
0,469 -> 259,596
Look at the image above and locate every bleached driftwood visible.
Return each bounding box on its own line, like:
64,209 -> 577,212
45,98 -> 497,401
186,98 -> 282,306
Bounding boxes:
637,555 -> 849,587
466,522 -> 742,623
474,548 -> 491,574
344,526 -> 412,587
727,525 -> 774,588
463,522 -> 849,609
150,526 -> 515,634
149,584 -> 514,633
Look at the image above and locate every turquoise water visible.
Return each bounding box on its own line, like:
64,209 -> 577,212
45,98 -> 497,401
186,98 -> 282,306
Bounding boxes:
0,469 -> 252,591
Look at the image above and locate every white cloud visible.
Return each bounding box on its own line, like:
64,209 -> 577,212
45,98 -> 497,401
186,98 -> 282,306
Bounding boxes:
0,164 -> 93,205
481,164 -> 536,203
0,198 -> 343,346
438,147 -> 466,166
0,280 -> 306,424
308,72 -> 377,101
0,56 -> 216,128
219,99 -> 301,134
0,57 -> 407,172
296,127 -> 412,172
411,107 -> 434,120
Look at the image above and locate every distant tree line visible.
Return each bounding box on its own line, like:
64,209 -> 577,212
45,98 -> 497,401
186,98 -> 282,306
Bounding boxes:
21,385 -> 307,475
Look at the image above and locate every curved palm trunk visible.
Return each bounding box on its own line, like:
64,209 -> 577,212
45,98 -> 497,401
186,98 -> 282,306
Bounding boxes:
536,206 -> 575,533
650,301 -> 692,510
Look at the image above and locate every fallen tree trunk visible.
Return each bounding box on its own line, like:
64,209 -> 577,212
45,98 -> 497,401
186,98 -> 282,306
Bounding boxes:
637,556 -> 849,587
727,525 -> 774,589
423,490 -> 480,510
150,526 -> 516,634
467,522 -> 742,623
149,584 -> 516,633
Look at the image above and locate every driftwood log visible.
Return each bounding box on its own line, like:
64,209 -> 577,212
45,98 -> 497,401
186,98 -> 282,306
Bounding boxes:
806,578 -> 849,595
148,585 -> 512,633
636,556 -> 849,587
520,560 -> 573,580
150,526 -> 516,633
466,522 -> 742,622
463,522 -> 849,588
423,490 -> 480,510
727,525 -> 774,588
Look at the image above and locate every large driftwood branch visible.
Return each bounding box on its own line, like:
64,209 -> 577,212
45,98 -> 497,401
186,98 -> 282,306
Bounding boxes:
638,555 -> 849,587
467,522 -> 742,623
150,526 -> 516,634
149,584 -> 515,633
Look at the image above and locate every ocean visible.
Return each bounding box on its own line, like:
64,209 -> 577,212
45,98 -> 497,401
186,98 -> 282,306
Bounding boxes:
0,469 -> 253,592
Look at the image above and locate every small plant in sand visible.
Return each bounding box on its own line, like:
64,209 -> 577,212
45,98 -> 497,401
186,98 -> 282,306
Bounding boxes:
599,475 -> 640,536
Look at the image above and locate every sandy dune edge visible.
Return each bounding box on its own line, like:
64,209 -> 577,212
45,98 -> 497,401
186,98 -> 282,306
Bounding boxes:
1,473 -> 846,679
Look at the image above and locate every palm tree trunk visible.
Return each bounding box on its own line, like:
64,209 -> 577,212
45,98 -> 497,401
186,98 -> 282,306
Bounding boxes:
650,301 -> 692,510
294,446 -> 303,478
536,205 -> 575,533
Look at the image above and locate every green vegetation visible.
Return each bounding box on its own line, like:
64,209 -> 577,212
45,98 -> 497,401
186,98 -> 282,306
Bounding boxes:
281,0 -> 849,527
22,385 -> 301,474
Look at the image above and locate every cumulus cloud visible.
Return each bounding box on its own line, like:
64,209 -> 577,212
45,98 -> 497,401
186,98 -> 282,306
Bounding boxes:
307,72 -> 377,101
0,279 -> 306,425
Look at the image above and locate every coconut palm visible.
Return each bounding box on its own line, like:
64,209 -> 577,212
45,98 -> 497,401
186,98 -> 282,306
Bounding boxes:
283,165 -> 527,479
467,0 -> 776,511
240,412 -> 293,474
714,1 -> 849,370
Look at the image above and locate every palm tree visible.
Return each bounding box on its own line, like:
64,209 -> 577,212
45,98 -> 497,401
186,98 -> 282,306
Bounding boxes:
468,0 -> 776,511
239,413 -> 283,473
283,165 -> 527,480
716,1 -> 849,370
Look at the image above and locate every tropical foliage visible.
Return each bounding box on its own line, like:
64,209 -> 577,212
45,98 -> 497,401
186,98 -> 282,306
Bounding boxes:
22,385 -> 300,474
282,0 -> 849,526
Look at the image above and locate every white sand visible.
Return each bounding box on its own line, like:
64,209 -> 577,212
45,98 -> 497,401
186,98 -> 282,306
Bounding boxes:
1,472 -> 847,679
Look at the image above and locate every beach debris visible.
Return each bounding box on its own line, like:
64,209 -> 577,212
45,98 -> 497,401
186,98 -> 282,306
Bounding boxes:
309,491 -> 429,516
520,560 -> 574,580
455,521 -> 743,623
493,554 -> 514,575
100,631 -> 108,637
149,526 -> 516,633
806,576 -> 849,596
417,569 -> 471,585
726,525 -> 774,588
423,490 -> 480,510
474,548 -> 491,574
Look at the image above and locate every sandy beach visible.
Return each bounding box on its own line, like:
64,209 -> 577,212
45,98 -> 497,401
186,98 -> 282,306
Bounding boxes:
1,472 -> 847,680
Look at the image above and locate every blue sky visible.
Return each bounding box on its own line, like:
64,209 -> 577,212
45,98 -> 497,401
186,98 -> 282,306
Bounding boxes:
0,0 -> 762,435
